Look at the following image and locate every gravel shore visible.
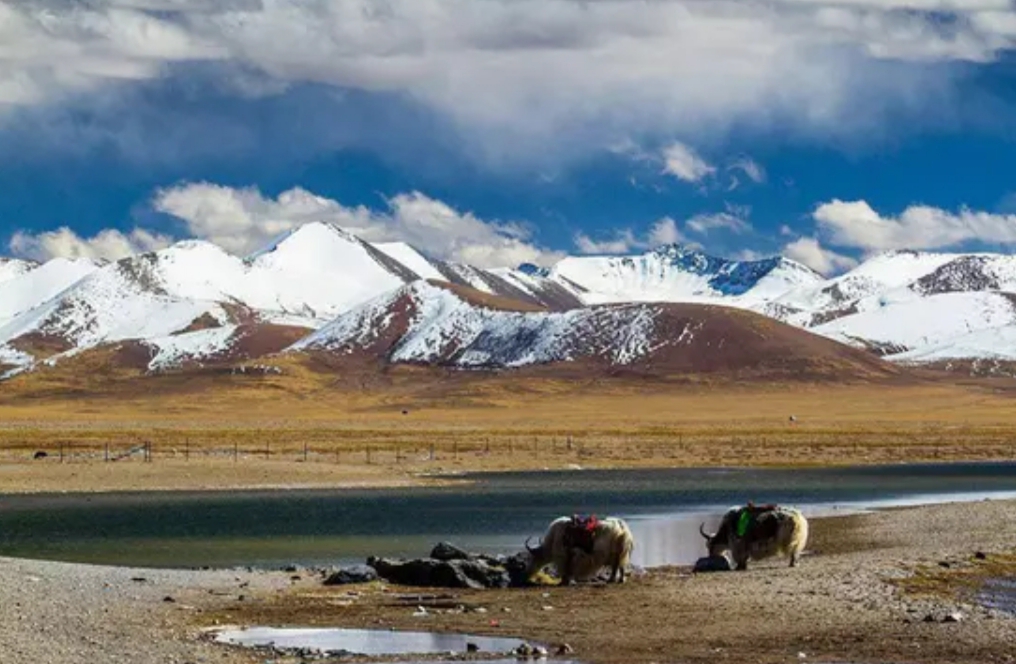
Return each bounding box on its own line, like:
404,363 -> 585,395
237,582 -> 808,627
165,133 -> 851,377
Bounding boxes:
2,498 -> 1015,664
0,556 -> 278,664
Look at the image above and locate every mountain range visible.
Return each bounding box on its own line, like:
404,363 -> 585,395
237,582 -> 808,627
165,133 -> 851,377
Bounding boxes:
2,221 -> 1015,382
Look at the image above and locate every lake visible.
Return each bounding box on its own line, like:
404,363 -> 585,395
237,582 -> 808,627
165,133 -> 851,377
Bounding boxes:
1,462 -> 1015,569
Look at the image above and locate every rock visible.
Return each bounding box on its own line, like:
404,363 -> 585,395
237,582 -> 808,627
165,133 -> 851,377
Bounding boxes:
693,555 -> 733,573
367,556 -> 512,590
533,645 -> 548,658
32,451 -> 47,459
323,565 -> 378,586
466,642 -> 480,653
283,564 -> 299,573
430,542 -> 472,561
943,612 -> 964,623
162,596 -> 176,603
975,551 -> 988,560
555,643 -> 574,655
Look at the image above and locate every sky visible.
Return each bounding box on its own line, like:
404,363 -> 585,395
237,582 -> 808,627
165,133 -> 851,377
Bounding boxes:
3,1 -> 1016,276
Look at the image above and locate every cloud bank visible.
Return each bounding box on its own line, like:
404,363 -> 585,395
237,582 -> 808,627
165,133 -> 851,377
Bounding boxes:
8,227 -> 172,262
7,183 -> 562,268
814,199 -> 1016,251
2,0 -> 1015,165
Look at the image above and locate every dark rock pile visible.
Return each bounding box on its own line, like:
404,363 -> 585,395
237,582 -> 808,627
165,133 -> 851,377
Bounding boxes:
325,542 -> 532,589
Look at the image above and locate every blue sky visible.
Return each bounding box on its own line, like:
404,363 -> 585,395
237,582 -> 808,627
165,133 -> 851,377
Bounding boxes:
3,1 -> 1016,275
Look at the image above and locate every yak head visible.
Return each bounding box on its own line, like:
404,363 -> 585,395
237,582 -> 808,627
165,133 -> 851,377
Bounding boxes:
523,535 -> 550,575
699,509 -> 737,558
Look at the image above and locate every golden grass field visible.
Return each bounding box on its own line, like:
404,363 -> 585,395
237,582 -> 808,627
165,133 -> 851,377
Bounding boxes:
1,353 -> 1016,493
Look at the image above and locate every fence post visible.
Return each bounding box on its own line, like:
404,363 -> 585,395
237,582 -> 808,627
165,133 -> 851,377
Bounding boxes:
366,444 -> 371,464
185,440 -> 189,461
59,442 -> 64,463
265,442 -> 270,461
429,443 -> 435,460
453,441 -> 458,460
303,442 -> 308,462
233,442 -> 238,462
105,443 -> 109,462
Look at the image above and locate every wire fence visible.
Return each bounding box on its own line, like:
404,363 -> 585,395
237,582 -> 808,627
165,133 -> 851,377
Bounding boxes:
3,428 -> 1010,467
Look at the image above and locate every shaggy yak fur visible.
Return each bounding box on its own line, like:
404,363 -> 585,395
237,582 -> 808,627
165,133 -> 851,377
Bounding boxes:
700,503 -> 809,570
525,515 -> 635,585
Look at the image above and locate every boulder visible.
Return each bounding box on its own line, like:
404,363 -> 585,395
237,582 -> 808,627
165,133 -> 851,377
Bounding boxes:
367,556 -> 512,589
430,542 -> 473,561
693,555 -> 733,573
323,564 -> 379,585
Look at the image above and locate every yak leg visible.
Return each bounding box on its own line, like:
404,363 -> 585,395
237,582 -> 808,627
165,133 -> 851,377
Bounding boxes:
560,550 -> 575,586
789,551 -> 799,568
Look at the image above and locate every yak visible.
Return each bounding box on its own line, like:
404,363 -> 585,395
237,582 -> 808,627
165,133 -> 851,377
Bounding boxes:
699,502 -> 808,571
524,515 -> 634,585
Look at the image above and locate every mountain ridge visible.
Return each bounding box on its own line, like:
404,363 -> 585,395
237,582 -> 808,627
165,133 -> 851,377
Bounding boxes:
3,222 -> 1016,379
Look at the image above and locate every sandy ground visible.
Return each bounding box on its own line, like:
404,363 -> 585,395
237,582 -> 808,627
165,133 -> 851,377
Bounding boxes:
3,499 -> 1015,664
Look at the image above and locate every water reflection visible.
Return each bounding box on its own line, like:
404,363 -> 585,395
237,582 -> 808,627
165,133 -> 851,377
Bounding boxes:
978,577 -> 1016,615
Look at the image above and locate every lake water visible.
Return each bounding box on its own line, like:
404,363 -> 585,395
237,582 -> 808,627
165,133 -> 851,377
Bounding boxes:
1,462 -> 1015,570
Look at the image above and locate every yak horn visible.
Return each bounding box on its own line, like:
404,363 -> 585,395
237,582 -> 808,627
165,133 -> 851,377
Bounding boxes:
699,522 -> 712,540
525,536 -> 540,553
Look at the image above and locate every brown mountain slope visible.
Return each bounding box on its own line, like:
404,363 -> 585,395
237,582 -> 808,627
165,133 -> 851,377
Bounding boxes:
291,280 -> 902,382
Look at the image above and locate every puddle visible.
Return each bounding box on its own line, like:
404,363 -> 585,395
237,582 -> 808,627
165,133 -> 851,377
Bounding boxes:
215,626 -> 533,656
978,576 -> 1016,615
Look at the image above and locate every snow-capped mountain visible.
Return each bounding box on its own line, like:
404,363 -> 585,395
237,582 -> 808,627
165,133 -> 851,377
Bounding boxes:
0,258 -> 36,285
0,223 -> 580,374
291,280 -> 894,378
549,244 -> 824,306
4,222 -> 1016,378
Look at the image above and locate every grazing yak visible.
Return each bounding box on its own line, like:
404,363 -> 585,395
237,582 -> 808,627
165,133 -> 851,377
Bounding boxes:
524,515 -> 634,585
699,502 -> 808,570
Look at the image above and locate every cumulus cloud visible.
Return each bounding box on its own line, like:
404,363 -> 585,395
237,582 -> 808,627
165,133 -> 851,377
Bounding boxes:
8,226 -> 172,262
813,199 -> 1016,251
661,142 -> 716,183
783,236 -> 859,275
151,182 -> 560,268
3,0 -> 1016,164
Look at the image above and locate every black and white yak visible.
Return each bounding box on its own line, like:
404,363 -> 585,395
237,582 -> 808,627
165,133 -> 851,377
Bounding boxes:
524,515 -> 635,585
699,503 -> 808,570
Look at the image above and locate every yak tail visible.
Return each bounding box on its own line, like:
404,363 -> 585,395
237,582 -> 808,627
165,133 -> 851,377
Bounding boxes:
785,508 -> 809,558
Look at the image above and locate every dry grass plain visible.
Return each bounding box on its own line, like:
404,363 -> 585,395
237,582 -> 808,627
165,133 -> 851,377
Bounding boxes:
2,358 -> 1016,493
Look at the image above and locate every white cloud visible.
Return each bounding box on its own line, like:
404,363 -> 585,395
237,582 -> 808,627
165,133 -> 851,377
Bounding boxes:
152,182 -> 561,268
574,230 -> 640,255
783,236 -> 859,275
686,212 -> 753,236
728,157 -> 767,185
8,226 -> 172,262
661,142 -> 716,183
648,217 -> 685,246
575,216 -> 694,255
813,199 -> 1016,251
3,0 -> 1014,161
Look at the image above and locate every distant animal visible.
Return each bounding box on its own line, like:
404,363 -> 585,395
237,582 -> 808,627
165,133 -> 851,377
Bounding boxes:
699,502 -> 808,570
524,514 -> 634,585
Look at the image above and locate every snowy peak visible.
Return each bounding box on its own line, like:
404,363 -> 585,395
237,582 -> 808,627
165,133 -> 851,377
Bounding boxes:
0,258 -> 37,285
549,245 -> 823,305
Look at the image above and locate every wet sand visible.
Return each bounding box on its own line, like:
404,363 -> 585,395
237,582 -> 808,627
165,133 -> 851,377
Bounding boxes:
4,497 -> 1012,664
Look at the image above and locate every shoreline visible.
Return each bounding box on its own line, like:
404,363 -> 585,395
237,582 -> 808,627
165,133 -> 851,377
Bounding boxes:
2,497 -> 1015,664
2,455 -> 1016,496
